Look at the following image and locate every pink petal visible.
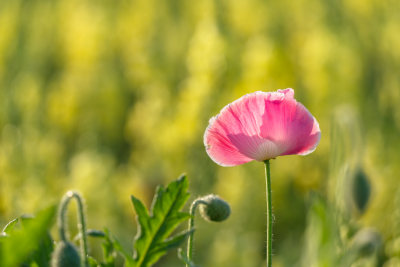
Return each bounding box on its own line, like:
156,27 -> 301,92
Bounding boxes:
204,89 -> 321,166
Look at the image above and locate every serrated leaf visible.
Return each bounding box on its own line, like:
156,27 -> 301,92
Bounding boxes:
149,229 -> 191,254
131,175 -> 190,267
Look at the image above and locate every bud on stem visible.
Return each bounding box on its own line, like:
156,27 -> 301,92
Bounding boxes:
52,241 -> 81,267
186,194 -> 231,267
53,191 -> 89,267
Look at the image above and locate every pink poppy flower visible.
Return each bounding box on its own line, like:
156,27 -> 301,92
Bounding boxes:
204,89 -> 321,166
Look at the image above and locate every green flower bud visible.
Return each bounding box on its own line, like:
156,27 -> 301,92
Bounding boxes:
199,194 -> 230,222
51,241 -> 81,267
351,228 -> 381,257
86,229 -> 105,238
352,169 -> 370,213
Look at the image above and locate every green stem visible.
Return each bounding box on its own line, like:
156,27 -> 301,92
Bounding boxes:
264,160 -> 272,267
58,191 -> 89,267
186,199 -> 207,267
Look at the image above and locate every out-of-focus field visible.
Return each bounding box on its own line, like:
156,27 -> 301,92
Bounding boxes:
1,0 -> 400,266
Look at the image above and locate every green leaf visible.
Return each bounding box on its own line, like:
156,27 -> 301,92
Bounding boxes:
101,229 -> 115,266
1,218 -> 19,234
87,229 -> 106,238
104,229 -> 134,266
151,229 -> 192,254
73,229 -> 106,243
0,205 -> 57,267
88,256 -> 99,267
177,248 -> 198,267
131,175 -> 191,267
28,231 -> 54,267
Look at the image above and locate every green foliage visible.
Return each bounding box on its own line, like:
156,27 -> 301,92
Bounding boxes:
0,206 -> 56,267
71,228 -> 122,267
177,248 -> 198,267
301,194 -> 386,267
104,229 -> 133,266
30,231 -> 54,267
301,195 -> 339,267
88,256 -> 99,267
2,218 -> 18,234
85,228 -> 121,267
100,229 -> 118,267
82,176 -> 191,267
0,176 -> 191,267
129,175 -> 191,267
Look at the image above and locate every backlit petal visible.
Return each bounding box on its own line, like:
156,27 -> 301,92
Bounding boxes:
204,89 -> 321,166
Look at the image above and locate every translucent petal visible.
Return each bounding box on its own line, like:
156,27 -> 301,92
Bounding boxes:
204,89 -> 321,166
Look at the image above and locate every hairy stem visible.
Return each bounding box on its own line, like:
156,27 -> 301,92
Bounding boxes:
58,191 -> 89,267
186,199 -> 207,267
264,160 -> 272,267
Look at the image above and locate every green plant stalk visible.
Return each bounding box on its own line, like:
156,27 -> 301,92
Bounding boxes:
186,199 -> 207,267
58,191 -> 89,267
264,160 -> 272,267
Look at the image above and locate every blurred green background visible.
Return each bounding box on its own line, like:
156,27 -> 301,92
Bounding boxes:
1,0 -> 400,266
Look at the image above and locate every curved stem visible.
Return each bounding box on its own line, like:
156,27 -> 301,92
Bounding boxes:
57,191 -> 89,267
186,199 -> 208,267
58,193 -> 72,242
264,160 -> 272,267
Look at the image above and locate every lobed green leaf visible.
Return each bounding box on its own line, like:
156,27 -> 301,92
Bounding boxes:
131,175 -> 191,267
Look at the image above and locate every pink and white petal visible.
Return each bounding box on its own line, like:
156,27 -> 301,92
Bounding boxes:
203,92 -> 271,166
263,99 -> 320,155
259,89 -> 299,143
277,88 -> 295,99
283,115 -> 321,156
204,123 -> 253,166
258,89 -> 320,158
226,133 -> 283,161
215,92 -> 267,137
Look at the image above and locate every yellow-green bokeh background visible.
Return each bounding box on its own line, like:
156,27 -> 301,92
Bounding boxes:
1,0 -> 400,266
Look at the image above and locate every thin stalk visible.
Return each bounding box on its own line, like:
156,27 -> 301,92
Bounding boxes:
186,199 -> 207,267
264,160 -> 272,267
58,191 -> 89,267
58,194 -> 71,242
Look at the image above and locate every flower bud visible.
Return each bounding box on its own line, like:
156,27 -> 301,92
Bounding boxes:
351,228 -> 381,257
199,195 -> 230,222
51,241 -> 81,267
352,169 -> 370,214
